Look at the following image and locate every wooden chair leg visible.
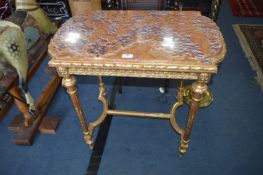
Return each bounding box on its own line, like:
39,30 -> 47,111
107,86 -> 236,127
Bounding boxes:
8,87 -> 33,126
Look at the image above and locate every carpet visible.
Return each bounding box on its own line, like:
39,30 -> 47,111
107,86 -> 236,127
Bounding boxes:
229,0 -> 263,17
233,24 -> 263,90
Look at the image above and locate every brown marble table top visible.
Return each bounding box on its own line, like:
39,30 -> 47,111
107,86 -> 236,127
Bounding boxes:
48,11 -> 226,78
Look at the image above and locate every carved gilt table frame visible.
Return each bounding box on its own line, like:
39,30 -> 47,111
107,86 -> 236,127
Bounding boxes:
48,11 -> 226,155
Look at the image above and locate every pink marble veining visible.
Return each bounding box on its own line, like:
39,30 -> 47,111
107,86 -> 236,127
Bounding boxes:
48,11 -> 225,66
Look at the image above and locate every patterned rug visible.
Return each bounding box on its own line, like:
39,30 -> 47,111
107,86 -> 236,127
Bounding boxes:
233,24 -> 263,90
229,0 -> 263,17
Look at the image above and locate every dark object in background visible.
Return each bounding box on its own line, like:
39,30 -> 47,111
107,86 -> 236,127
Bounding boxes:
0,0 -> 12,19
102,0 -> 213,16
37,0 -> 72,20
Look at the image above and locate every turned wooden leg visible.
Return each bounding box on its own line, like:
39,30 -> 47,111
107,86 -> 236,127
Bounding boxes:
9,87 -> 33,127
62,75 -> 91,145
179,80 -> 208,155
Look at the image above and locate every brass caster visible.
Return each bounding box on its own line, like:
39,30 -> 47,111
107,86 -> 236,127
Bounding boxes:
182,85 -> 213,107
179,138 -> 189,156
179,148 -> 187,157
89,143 -> 94,149
84,132 -> 93,149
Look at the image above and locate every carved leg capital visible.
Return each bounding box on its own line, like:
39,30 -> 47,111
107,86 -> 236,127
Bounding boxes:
191,81 -> 208,102
62,75 -> 77,94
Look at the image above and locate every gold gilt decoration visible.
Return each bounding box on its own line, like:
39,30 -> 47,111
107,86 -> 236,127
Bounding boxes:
49,11 -> 226,155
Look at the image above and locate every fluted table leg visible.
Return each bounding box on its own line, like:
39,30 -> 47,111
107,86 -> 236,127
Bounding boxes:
62,75 -> 92,145
179,80 -> 208,155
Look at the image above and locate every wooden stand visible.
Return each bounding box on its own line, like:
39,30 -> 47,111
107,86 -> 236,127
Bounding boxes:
8,75 -> 61,145
0,34 -> 61,145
